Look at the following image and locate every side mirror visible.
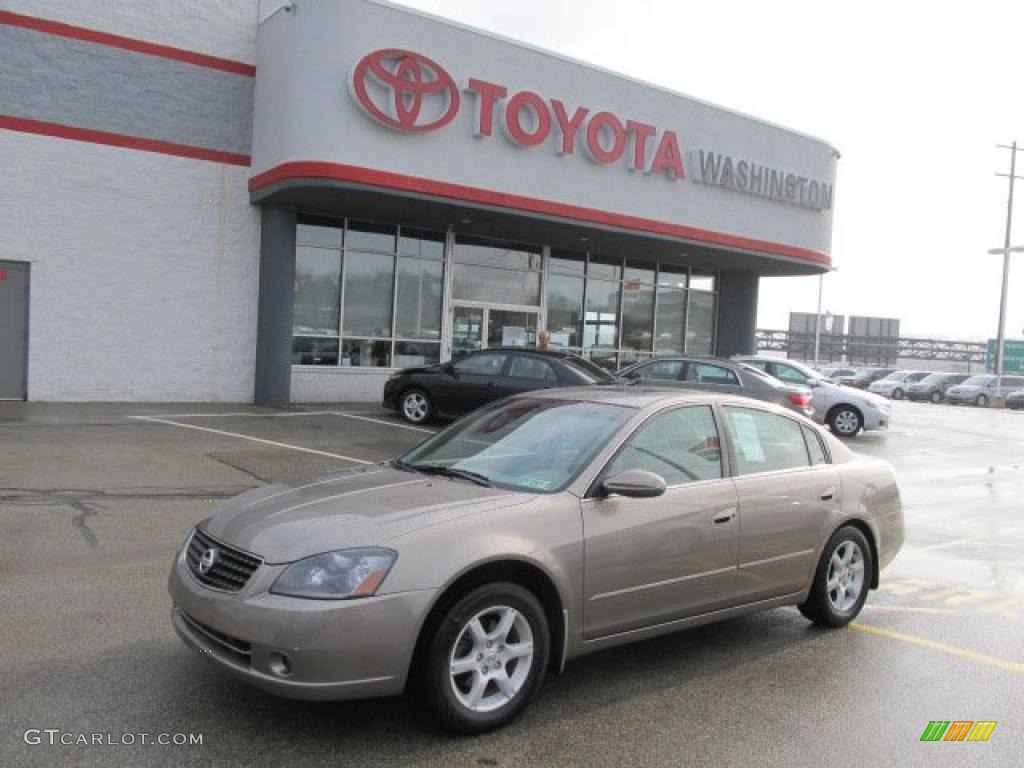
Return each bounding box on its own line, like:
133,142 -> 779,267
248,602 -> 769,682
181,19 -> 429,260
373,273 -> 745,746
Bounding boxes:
601,469 -> 666,498
444,363 -> 458,378
806,378 -> 821,388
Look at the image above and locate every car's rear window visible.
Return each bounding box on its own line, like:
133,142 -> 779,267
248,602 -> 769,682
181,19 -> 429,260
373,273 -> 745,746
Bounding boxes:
563,355 -> 616,383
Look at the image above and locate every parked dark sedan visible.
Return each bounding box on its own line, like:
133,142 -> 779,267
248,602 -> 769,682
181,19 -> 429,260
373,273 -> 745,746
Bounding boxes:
616,356 -> 813,417
905,372 -> 970,403
383,348 -> 615,423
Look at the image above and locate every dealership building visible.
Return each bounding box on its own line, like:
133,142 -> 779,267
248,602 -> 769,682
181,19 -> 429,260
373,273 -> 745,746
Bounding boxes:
0,0 -> 838,403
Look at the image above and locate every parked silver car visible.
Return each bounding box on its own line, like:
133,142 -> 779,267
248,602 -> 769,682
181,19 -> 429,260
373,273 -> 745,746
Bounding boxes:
867,370 -> 931,400
169,388 -> 903,732
735,357 -> 891,437
945,374 -> 1024,406
905,372 -> 970,403
616,356 -> 813,417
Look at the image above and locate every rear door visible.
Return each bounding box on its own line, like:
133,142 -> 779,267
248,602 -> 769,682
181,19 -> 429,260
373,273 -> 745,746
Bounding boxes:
723,405 -> 839,603
499,353 -> 559,398
683,362 -> 743,395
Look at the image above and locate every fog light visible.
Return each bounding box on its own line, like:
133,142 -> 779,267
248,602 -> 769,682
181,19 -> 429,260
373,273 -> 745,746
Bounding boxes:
268,652 -> 292,677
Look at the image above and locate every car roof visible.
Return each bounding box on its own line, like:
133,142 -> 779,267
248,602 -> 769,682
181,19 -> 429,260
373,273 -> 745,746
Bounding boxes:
465,347 -> 582,359
508,384 -> 799,414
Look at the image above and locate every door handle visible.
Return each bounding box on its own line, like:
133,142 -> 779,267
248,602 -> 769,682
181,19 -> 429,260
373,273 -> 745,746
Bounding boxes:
713,510 -> 736,525
820,487 -> 836,501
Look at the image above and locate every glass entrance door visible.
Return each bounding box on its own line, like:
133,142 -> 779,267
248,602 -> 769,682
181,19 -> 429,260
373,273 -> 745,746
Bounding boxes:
450,305 -> 537,359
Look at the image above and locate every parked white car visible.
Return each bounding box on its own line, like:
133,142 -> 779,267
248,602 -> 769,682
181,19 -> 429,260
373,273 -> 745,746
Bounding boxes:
867,370 -> 930,400
735,357 -> 892,437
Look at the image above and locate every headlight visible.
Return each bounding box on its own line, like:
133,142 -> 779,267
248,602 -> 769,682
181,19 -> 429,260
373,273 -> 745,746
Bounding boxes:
271,548 -> 397,599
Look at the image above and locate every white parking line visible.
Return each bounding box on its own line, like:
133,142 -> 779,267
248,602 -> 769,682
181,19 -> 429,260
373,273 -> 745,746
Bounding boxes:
127,410 -> 341,420
127,415 -> 373,464
331,411 -> 436,434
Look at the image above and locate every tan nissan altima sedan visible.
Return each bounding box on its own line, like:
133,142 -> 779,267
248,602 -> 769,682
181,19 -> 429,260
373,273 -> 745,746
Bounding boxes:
169,388 -> 903,732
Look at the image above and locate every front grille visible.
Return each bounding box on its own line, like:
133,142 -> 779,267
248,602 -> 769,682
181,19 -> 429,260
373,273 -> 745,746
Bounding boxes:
186,527 -> 262,592
179,610 -> 252,668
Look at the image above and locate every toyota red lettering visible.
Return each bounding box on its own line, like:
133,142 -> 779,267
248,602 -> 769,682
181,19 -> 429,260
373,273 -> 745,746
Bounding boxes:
349,48 -> 685,180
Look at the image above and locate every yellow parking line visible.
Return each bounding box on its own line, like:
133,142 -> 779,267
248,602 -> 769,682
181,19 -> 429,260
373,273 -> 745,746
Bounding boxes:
862,605 -> 954,615
851,623 -> 1024,674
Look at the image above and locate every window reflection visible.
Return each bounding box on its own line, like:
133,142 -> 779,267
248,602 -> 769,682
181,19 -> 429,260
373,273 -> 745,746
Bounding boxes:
293,247 -> 341,336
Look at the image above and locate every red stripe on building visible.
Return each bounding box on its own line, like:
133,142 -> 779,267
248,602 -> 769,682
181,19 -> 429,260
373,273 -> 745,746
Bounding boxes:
0,10 -> 256,77
0,115 -> 251,166
249,161 -> 831,266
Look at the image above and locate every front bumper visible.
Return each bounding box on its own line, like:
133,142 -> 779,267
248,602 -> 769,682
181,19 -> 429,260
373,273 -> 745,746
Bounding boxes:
861,405 -> 891,431
945,391 -> 981,404
168,547 -> 435,701
905,389 -> 932,401
382,378 -> 401,409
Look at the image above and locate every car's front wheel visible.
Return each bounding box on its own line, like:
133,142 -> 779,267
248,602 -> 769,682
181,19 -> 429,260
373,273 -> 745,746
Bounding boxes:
892,388 -> 905,400
799,526 -> 873,627
976,394 -> 988,407
420,583 -> 549,733
400,388 -> 433,424
930,391 -> 943,404
827,405 -> 862,438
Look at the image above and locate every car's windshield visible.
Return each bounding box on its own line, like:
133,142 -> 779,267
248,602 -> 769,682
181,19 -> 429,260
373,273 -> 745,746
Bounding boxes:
962,375 -> 995,386
397,398 -> 634,492
918,373 -> 948,385
564,355 -> 616,383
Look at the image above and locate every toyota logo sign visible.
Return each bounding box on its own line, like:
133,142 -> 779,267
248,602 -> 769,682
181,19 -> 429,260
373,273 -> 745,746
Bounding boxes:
349,48 -> 460,133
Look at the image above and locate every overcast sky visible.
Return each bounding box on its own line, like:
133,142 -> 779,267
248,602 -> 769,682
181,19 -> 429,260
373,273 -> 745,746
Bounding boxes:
394,0 -> 1024,341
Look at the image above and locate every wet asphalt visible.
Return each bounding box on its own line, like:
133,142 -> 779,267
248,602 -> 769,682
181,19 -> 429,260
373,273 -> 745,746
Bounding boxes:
0,399 -> 1021,767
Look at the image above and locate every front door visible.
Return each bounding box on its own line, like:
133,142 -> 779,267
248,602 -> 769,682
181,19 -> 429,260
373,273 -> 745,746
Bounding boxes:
0,261 -> 30,400
582,405 -> 739,639
451,304 -> 537,358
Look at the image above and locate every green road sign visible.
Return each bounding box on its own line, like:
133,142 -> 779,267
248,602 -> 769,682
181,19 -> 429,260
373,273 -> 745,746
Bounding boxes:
987,339 -> 1024,372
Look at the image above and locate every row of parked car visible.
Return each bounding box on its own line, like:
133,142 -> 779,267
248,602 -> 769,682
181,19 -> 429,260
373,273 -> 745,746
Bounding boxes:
382,348 -> 896,437
819,366 -> 1024,408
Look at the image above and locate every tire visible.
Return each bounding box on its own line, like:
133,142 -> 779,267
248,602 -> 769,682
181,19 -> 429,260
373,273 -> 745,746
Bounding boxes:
930,391 -> 942,404
400,388 -> 433,424
892,388 -> 904,400
419,582 -> 549,734
976,394 -> 988,407
799,526 -> 873,628
827,406 -> 862,438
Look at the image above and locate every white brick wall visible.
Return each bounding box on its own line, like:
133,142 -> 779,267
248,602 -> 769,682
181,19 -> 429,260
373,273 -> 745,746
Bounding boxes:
4,0 -> 258,64
291,368 -> 391,403
0,129 -> 261,401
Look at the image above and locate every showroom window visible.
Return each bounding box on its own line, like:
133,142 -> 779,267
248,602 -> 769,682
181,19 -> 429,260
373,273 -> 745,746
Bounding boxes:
544,250 -> 716,371
291,218 -> 445,368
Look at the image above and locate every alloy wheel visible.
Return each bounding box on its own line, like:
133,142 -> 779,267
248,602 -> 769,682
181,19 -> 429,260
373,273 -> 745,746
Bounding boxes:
448,605 -> 535,713
930,391 -> 942,403
402,392 -> 429,423
826,541 -> 865,613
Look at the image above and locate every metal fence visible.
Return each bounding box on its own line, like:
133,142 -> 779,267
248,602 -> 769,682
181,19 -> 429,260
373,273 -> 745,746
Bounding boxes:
756,329 -> 988,367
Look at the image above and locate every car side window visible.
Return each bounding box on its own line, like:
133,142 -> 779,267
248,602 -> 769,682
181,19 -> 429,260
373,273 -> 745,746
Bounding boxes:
509,355 -> 558,383
606,406 -> 722,486
801,425 -> 828,465
632,360 -> 683,380
725,407 -> 811,475
453,352 -> 508,376
686,363 -> 739,385
773,363 -> 810,385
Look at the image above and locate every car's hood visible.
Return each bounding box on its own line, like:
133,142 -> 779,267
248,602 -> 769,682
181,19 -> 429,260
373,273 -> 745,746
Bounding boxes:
395,363 -> 444,376
201,465 -> 531,563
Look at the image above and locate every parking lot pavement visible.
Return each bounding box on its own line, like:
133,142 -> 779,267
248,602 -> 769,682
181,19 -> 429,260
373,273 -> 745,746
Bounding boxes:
1,399 -> 1022,767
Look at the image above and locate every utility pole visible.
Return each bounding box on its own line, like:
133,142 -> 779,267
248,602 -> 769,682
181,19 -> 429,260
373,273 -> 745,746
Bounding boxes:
994,142 -> 1024,391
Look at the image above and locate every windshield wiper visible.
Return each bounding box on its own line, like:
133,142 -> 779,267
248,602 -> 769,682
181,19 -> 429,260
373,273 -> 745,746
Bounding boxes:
403,464 -> 493,487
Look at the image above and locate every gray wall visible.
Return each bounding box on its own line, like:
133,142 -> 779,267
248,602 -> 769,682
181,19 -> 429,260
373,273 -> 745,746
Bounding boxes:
716,272 -> 759,357
254,205 -> 296,404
